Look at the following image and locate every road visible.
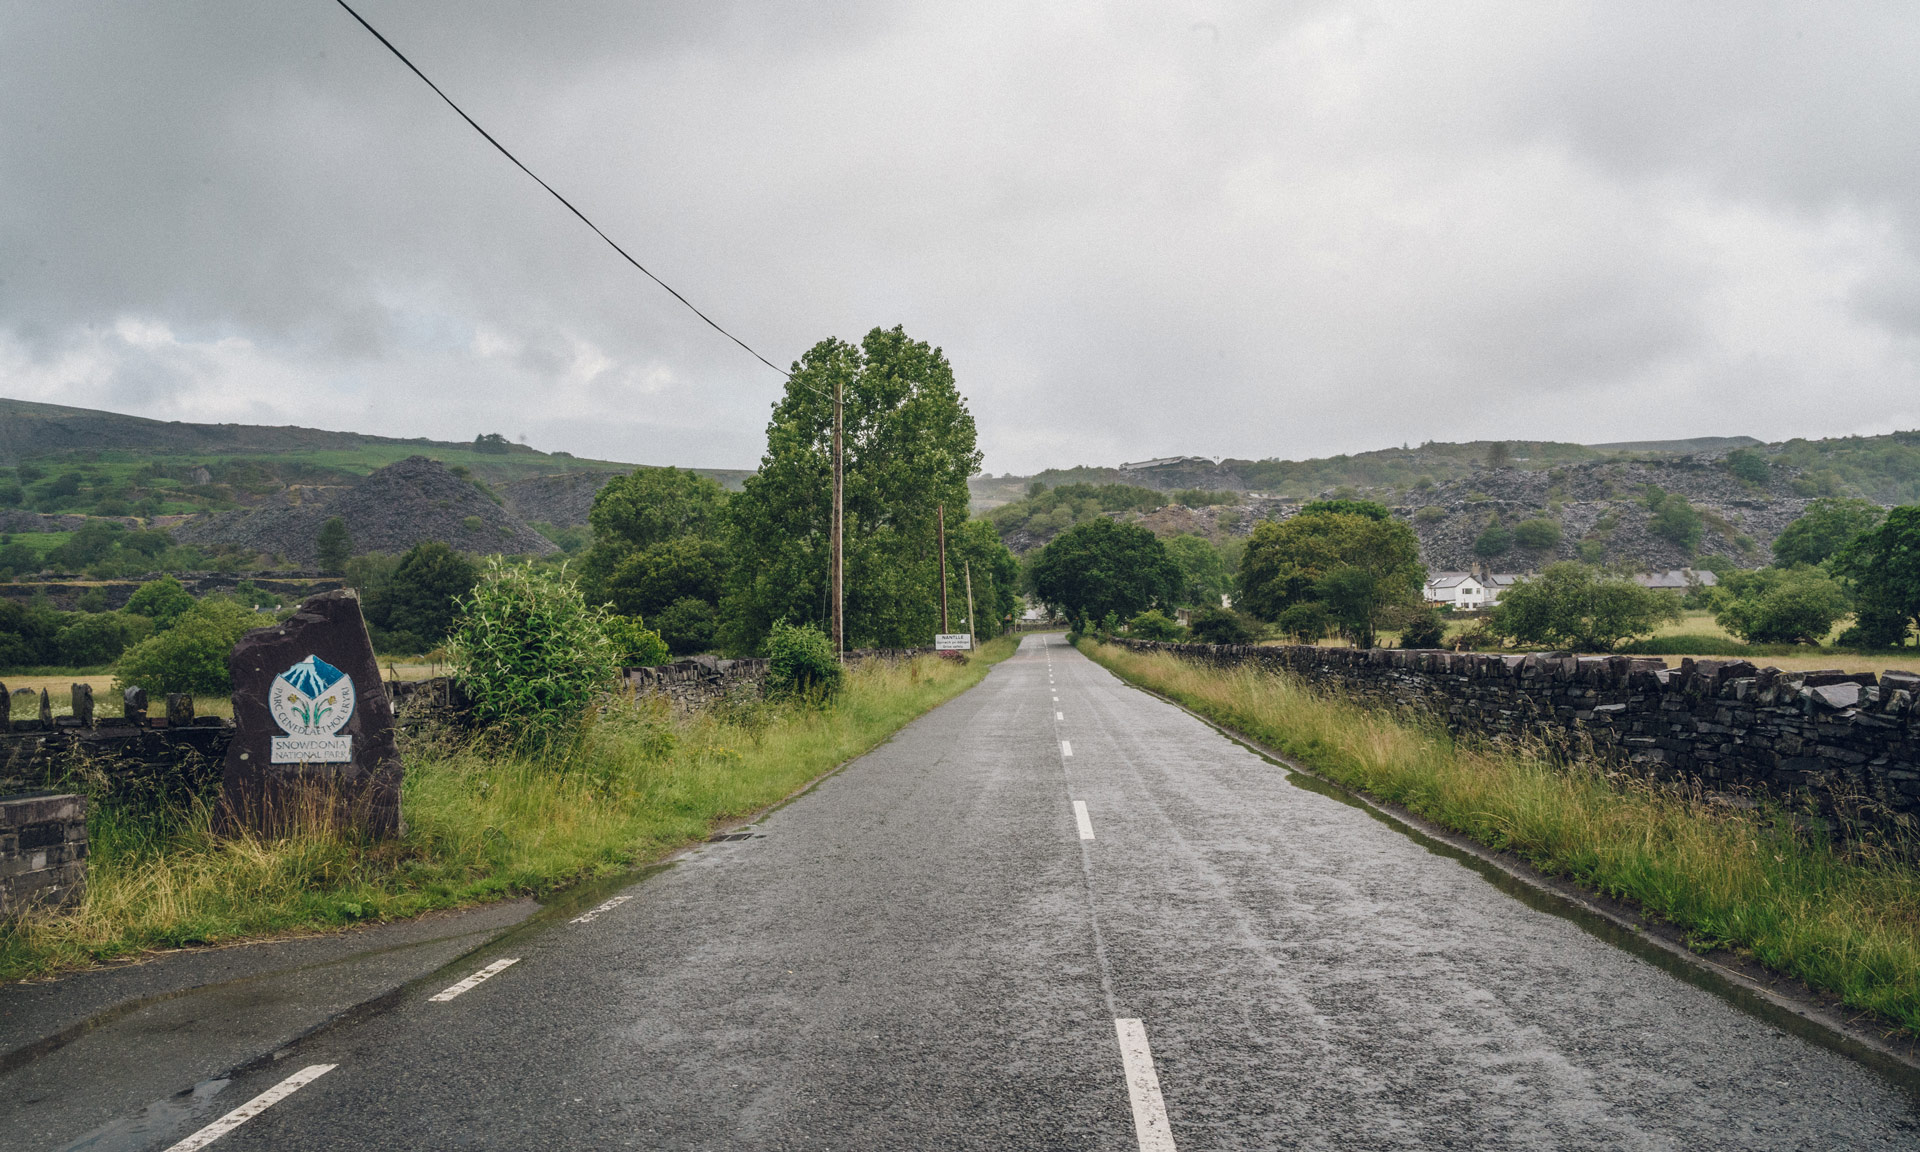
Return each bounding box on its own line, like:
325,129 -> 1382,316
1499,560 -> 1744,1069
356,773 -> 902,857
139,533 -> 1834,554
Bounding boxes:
18,634 -> 1920,1150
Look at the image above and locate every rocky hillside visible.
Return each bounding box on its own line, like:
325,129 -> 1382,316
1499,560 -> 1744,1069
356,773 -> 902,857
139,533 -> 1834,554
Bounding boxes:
498,471 -> 618,528
174,456 -> 557,563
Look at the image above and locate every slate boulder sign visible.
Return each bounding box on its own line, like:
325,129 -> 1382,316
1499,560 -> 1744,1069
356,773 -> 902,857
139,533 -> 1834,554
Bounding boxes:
218,590 -> 402,837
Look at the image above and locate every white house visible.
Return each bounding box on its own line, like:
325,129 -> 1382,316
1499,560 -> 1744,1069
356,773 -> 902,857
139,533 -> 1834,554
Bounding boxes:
1426,572 -> 1525,609
1425,573 -> 1488,608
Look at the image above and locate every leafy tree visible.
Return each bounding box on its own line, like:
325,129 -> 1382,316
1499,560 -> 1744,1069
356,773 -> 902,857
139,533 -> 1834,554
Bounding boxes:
316,516 -> 353,573
1275,601 -> 1332,643
604,536 -> 729,622
0,597 -> 68,667
652,597 -> 719,656
0,540 -> 41,576
582,467 -> 730,591
1770,498 -> 1885,568
448,560 -> 619,736
1188,606 -> 1256,645
1127,609 -> 1183,641
1832,506 -> 1920,648
113,600 -> 259,695
57,611 -> 153,665
721,327 -> 981,651
945,518 -> 1020,638
1030,518 -> 1181,626
44,521 -> 172,577
125,576 -> 197,630
472,432 -> 512,455
370,542 -> 480,653
1164,533 -> 1230,608
1485,441 -> 1510,469
1299,498 -> 1392,521
1513,518 -> 1562,551
1714,567 -> 1851,645
1725,448 -> 1772,486
1487,562 -> 1682,651
764,620 -> 842,700
1473,522 -> 1513,557
1237,509 -> 1423,648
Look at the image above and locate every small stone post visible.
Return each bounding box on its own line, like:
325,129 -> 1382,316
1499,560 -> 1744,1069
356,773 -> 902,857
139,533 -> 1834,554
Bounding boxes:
70,683 -> 93,728
166,694 -> 194,726
124,686 -> 148,725
38,690 -> 51,727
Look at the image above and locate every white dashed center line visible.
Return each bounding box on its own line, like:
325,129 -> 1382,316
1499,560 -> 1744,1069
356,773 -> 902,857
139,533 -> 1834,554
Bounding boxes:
570,894 -> 632,924
162,1064 -> 336,1152
1056,711 -> 1064,721
429,957 -> 520,1002
1115,1019 -> 1177,1151
1073,800 -> 1096,840
1060,739 -> 1073,757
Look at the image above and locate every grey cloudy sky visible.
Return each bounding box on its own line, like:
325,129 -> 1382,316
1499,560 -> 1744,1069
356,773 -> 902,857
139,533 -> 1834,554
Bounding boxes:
3,2 -> 1918,473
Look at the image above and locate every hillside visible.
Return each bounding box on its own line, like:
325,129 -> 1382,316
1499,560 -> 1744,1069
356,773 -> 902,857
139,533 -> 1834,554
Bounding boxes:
172,455 -> 558,564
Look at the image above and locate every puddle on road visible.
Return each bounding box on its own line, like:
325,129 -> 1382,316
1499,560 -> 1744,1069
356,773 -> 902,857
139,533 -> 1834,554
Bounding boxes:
52,1076 -> 231,1152
1216,728 -> 1920,1099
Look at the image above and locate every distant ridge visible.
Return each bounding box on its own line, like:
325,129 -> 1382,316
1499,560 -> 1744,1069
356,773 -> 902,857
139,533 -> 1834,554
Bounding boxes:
1585,435 -> 1762,454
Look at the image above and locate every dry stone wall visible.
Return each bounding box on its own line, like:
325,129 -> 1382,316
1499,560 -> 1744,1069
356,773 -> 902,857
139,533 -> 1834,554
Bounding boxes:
1112,639 -> 1920,834
0,792 -> 87,918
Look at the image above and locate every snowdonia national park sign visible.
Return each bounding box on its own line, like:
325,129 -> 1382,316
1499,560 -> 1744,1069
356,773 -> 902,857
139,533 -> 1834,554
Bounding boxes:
269,655 -> 357,764
219,591 -> 403,837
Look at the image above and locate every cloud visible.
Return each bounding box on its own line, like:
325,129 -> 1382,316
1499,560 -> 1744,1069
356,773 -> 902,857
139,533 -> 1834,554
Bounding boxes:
2,1 -> 1917,472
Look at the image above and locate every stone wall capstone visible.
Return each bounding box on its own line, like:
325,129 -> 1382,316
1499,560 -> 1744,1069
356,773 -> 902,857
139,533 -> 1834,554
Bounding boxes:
1109,639 -> 1920,833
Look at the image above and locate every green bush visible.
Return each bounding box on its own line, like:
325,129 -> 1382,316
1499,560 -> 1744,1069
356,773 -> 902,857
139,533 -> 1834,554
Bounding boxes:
1513,518 -> 1562,551
1188,606 -> 1255,645
1276,601 -> 1332,643
764,620 -> 842,700
447,560 -> 619,735
1126,609 -> 1184,641
1398,609 -> 1446,649
1714,567 -> 1852,645
125,576 -> 197,630
57,611 -> 152,666
1473,523 -> 1512,557
606,614 -> 670,667
1414,505 -> 1447,525
113,600 -> 260,696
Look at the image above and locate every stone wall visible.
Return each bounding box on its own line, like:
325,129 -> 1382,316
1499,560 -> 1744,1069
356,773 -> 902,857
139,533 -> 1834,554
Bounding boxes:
0,792 -> 88,918
1111,639 -> 1920,832
623,647 -> 950,712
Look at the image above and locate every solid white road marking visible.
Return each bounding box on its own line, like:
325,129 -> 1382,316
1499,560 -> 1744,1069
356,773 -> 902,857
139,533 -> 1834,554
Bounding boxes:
1056,711 -> 1064,720
1073,800 -> 1095,840
1060,740 -> 1073,757
570,894 -> 632,924
429,957 -> 520,1002
1114,1019 -> 1177,1152
163,1064 -> 335,1152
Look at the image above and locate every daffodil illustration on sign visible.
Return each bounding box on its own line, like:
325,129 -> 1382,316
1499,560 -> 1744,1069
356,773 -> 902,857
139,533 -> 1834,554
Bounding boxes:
268,654 -> 357,764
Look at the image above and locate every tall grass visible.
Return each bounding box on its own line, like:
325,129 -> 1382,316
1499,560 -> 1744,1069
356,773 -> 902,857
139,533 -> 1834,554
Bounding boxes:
0,640 -> 1013,980
1083,641 -> 1920,1035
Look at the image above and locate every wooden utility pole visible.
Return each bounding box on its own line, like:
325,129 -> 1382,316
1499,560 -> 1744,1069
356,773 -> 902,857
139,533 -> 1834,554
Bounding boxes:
964,561 -> 976,644
937,503 -> 950,634
832,375 -> 845,661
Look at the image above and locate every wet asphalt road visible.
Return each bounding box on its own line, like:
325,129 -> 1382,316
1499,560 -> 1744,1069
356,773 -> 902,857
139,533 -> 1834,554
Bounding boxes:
33,635 -> 1920,1149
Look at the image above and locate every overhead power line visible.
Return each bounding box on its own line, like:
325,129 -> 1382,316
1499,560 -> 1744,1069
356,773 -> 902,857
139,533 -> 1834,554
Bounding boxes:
331,0 -> 791,379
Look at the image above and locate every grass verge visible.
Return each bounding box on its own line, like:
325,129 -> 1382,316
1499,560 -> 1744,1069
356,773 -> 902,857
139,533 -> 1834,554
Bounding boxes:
1081,640 -> 1920,1036
1,637 -> 1016,981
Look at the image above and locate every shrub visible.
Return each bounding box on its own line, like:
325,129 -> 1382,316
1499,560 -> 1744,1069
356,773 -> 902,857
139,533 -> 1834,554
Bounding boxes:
606,614 -> 670,667
1473,523 -> 1512,557
1398,609 -> 1446,649
57,611 -> 152,666
1126,609 -> 1184,641
1188,606 -> 1255,645
316,516 -> 352,573
1648,494 -> 1704,551
447,560 -> 619,735
1488,562 -> 1682,651
1725,448 -> 1772,486
1513,518 -> 1562,551
125,576 -> 197,630
1414,505 -> 1447,525
653,596 -> 718,656
113,600 -> 260,696
1276,601 -> 1332,643
764,620 -> 842,700
1714,567 -> 1852,645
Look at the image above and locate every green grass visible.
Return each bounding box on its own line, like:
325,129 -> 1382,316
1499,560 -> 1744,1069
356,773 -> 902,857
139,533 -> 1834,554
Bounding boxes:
0,639 -> 1014,979
1082,640 -> 1920,1036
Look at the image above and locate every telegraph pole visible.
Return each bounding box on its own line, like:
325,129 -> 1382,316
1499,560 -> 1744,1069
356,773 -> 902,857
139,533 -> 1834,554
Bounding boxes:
831,375 -> 845,662
964,560 -> 976,645
937,503 -> 950,634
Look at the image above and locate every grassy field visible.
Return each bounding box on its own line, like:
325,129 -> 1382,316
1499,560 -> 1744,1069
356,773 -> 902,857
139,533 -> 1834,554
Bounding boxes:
0,639 -> 1014,979
1081,640 -> 1920,1036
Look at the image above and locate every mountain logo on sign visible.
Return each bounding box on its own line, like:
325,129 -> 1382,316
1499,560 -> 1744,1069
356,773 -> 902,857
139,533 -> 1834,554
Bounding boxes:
272,655 -> 354,735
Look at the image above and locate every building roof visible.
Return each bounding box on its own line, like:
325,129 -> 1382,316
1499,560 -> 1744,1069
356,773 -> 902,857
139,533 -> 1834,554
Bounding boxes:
1425,573 -> 1480,590
1633,568 -> 1719,589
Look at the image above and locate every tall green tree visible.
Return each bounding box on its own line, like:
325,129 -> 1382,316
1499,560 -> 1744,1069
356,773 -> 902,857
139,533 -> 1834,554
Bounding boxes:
316,516 -> 352,573
1164,534 -> 1230,608
1832,506 -> 1920,648
1029,518 -> 1180,626
1237,509 -> 1424,647
721,327 -> 981,652
1770,498 -> 1885,568
1488,562 -> 1681,651
362,542 -> 479,652
946,518 -> 1021,637
580,467 -> 731,654
1714,567 -> 1851,645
